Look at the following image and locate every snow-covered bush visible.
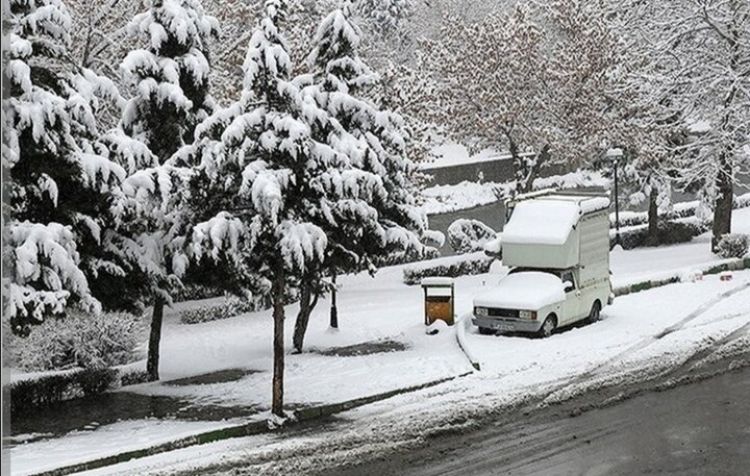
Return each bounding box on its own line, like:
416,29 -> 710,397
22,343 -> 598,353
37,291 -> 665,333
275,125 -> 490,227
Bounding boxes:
179,297 -> 261,324
716,234 -> 749,259
447,219 -> 496,254
483,235 -> 502,258
8,310 -> 146,371
403,254 -> 494,285
173,284 -> 224,302
615,221 -> 705,250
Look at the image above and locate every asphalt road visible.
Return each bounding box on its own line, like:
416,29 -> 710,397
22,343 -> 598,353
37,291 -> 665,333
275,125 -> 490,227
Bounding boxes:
329,367 -> 750,476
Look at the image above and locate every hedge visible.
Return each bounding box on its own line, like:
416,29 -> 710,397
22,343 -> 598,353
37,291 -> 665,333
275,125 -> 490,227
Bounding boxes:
612,220 -> 707,250
10,365 -> 150,415
612,192 -> 750,229
403,254 -> 494,285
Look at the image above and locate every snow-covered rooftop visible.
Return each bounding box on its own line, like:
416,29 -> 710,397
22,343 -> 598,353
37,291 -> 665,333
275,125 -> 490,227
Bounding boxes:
502,196 -> 610,246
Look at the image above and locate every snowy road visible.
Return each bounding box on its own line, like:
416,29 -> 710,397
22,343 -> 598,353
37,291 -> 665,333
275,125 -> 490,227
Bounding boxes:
323,367 -> 750,476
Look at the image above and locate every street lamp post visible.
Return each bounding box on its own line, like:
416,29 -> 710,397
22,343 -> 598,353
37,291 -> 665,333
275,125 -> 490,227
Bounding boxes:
329,271 -> 338,329
606,148 -> 624,247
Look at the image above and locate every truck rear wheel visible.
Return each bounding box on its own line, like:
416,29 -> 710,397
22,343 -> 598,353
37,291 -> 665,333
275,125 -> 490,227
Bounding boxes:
588,301 -> 602,323
537,315 -> 556,338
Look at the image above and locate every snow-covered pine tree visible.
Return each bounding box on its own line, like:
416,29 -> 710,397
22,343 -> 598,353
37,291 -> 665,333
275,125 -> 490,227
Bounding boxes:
114,0 -> 220,381
3,0 -> 138,335
288,0 -> 432,350
121,0 -> 219,163
188,0 -> 335,416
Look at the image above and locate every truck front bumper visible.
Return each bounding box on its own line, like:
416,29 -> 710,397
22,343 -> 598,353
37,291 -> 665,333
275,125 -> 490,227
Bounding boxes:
472,316 -> 543,334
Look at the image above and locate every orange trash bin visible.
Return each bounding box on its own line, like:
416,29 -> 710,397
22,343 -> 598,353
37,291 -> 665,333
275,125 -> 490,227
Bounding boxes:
421,277 -> 455,326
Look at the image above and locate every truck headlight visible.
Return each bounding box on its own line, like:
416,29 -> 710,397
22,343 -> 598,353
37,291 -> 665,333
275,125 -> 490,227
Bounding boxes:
519,310 -> 537,320
474,306 -> 488,317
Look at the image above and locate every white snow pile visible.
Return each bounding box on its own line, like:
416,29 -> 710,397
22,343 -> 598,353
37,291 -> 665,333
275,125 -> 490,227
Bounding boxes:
472,271 -> 566,310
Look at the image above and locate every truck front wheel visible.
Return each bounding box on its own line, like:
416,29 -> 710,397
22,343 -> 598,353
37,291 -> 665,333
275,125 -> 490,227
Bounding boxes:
538,315 -> 556,338
478,327 -> 495,335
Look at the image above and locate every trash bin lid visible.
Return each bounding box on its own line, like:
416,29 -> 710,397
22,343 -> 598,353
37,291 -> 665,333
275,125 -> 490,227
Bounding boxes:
421,277 -> 455,287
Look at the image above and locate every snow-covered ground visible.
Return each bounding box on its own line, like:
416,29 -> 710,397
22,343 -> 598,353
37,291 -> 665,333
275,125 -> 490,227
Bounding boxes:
76,270 -> 750,476
9,207 -> 750,476
420,170 -> 609,215
419,143 -> 508,170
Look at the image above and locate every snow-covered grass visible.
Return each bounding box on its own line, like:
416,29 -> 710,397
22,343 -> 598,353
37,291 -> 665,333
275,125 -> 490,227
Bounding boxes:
10,207 -> 750,476
420,170 -> 608,215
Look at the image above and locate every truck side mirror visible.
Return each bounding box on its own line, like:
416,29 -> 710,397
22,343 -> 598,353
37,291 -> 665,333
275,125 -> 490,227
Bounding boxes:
564,281 -> 574,291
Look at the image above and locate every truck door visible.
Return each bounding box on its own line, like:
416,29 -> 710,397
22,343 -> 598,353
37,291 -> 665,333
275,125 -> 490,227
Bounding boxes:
560,270 -> 582,324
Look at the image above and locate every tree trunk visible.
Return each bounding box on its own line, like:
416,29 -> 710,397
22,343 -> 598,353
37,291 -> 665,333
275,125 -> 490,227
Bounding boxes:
711,155 -> 733,252
514,144 -> 549,194
647,185 -> 659,243
146,299 -> 164,382
292,282 -> 311,353
271,271 -> 285,417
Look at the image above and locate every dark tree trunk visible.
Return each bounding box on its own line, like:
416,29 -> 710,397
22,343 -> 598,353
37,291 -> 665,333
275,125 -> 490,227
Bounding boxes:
648,185 -> 659,243
513,143 -> 549,195
147,299 -> 164,382
292,282 -> 312,353
711,155 -> 733,252
272,271 -> 285,417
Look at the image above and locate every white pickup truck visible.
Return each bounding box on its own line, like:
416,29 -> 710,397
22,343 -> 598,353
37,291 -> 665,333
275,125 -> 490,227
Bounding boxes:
472,191 -> 613,338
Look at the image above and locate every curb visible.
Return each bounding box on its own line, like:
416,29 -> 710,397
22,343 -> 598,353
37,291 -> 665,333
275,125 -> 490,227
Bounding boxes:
33,372 -> 472,476
455,313 -> 481,371
613,257 -> 750,297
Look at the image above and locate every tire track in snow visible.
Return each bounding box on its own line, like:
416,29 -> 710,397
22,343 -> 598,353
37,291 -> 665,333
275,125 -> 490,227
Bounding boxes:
539,280 -> 750,405
668,318 -> 750,377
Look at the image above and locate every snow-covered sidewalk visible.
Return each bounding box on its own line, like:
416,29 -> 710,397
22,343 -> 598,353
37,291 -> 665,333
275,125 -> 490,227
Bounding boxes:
8,207 -> 750,475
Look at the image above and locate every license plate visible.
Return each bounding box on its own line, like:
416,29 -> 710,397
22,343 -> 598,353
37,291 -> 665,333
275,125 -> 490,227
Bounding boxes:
493,323 -> 513,331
